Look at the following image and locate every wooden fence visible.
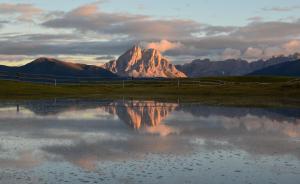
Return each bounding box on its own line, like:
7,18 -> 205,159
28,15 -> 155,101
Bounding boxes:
2,72 -> 293,87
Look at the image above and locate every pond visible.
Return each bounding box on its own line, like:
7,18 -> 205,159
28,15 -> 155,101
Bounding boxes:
0,99 -> 299,184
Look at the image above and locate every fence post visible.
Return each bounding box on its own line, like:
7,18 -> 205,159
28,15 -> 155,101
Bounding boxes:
54,79 -> 57,87
177,79 -> 180,88
122,80 -> 125,88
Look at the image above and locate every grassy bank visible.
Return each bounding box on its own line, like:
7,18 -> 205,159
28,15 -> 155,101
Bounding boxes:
0,77 -> 300,107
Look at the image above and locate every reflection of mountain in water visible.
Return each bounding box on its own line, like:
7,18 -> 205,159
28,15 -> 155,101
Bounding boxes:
2,99 -> 300,129
0,99 -> 178,130
4,99 -> 299,119
103,101 -> 178,129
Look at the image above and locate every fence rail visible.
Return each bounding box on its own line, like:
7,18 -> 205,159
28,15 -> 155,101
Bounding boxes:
0,72 -> 231,88
1,72 -> 293,87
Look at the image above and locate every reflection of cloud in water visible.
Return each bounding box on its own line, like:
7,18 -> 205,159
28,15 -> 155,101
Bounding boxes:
144,124 -> 180,136
0,151 -> 42,169
166,112 -> 300,158
0,107 -> 113,120
0,100 -> 300,170
42,136 -> 193,170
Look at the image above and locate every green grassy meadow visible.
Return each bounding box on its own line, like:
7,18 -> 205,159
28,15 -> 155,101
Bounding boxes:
0,76 -> 300,107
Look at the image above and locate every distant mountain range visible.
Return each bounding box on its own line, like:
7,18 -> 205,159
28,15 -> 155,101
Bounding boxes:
0,57 -> 117,78
0,46 -> 299,79
102,45 -> 186,78
176,53 -> 300,77
248,60 -> 300,77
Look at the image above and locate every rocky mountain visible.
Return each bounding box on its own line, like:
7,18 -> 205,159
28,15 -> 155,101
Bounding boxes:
176,54 -> 300,77
102,45 -> 186,78
248,60 -> 300,76
0,57 -> 117,78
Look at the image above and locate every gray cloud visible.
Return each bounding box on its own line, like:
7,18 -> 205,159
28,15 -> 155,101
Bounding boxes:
0,33 -> 81,43
262,6 -> 300,12
247,16 -> 264,22
231,21 -> 300,41
222,48 -> 241,60
95,55 -> 116,61
0,40 -> 135,56
0,20 -> 9,28
0,3 -> 43,21
0,34 -> 298,63
202,25 -> 237,36
42,4 -> 201,40
40,3 -> 300,43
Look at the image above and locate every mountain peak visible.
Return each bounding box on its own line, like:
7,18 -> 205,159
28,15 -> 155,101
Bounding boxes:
102,46 -> 186,78
32,57 -> 61,63
146,48 -> 162,55
126,44 -> 143,55
132,44 -> 142,50
124,44 -> 143,56
126,44 -> 163,57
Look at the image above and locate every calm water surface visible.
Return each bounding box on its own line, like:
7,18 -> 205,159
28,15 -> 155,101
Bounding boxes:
0,99 -> 299,184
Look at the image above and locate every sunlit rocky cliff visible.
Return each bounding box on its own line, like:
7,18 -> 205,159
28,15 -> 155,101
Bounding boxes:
102,45 -> 186,78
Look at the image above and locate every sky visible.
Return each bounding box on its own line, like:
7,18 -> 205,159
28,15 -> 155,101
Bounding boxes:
0,0 -> 300,66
